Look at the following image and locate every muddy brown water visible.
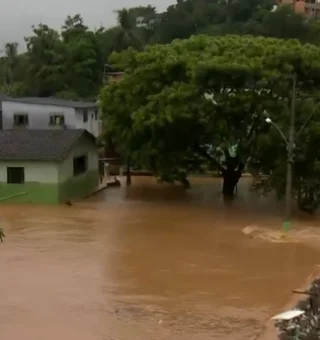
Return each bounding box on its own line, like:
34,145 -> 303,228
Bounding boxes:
1,177 -> 320,340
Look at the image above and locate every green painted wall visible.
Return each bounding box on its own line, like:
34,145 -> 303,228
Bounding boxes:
58,170 -> 99,202
0,170 -> 99,204
0,183 -> 59,204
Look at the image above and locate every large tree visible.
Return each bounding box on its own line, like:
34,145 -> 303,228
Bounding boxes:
60,14 -> 103,99
102,35 -> 318,197
24,23 -> 66,97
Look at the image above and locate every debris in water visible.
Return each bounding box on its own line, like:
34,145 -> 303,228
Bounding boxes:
242,225 -> 296,243
271,310 -> 305,321
0,227 -> 5,242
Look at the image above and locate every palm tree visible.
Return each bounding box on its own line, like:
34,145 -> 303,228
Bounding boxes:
114,8 -> 144,50
3,42 -> 18,87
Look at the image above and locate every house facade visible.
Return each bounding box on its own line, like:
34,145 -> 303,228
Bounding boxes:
0,129 -> 99,204
1,97 -> 102,137
277,0 -> 320,17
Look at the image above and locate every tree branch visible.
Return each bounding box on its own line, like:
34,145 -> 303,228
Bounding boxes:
195,145 -> 225,173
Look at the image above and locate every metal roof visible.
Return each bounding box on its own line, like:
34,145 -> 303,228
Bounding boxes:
0,129 -> 96,162
3,97 -> 98,109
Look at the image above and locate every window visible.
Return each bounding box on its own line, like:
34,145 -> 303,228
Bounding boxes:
94,109 -> 99,120
7,167 -> 25,184
73,155 -> 87,176
14,114 -> 28,126
49,114 -> 65,126
83,110 -> 88,123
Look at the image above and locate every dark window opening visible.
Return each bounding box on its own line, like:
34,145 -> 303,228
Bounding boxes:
49,114 -> 65,125
73,155 -> 87,176
14,114 -> 28,126
83,110 -> 88,123
7,167 -> 25,184
94,109 -> 99,120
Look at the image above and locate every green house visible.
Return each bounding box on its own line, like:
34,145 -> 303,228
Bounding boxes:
0,129 -> 99,204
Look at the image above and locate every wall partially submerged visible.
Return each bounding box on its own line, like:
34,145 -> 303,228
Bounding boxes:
258,266 -> 320,340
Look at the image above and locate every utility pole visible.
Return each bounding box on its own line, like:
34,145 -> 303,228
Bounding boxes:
266,74 -> 320,230
285,73 -> 296,227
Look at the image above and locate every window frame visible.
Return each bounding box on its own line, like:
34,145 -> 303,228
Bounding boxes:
7,167 -> 25,184
49,113 -> 65,126
73,154 -> 88,176
94,109 -> 99,120
13,113 -> 29,126
83,110 -> 88,123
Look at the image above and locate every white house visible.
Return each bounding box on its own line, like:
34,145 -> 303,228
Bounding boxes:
1,97 -> 102,138
0,129 -> 99,204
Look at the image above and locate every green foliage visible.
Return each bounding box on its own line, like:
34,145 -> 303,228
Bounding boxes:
0,1 -> 320,100
252,98 -> 320,213
0,14 -> 106,99
102,35 -> 317,195
101,34 -> 320,206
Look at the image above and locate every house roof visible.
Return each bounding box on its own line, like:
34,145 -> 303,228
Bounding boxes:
3,97 -> 98,109
0,129 -> 96,162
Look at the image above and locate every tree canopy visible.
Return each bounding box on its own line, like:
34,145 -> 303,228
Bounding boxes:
1,1 -> 320,99
100,34 -> 320,204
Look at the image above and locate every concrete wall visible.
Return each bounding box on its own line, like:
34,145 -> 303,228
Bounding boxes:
57,136 -> 99,202
58,136 -> 99,182
74,108 -> 100,138
2,101 -> 100,137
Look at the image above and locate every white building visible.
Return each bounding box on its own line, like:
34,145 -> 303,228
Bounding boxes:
0,129 -> 99,204
1,97 -> 102,138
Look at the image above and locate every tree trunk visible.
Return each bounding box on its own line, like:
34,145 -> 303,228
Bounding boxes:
221,166 -> 244,199
222,173 -> 238,197
126,157 -> 131,186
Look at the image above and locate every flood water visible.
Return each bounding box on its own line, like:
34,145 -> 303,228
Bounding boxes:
1,177 -> 320,340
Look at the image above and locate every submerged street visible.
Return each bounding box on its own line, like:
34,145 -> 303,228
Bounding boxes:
1,177 -> 320,340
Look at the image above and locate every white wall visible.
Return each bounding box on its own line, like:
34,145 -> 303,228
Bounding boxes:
74,108 -> 100,137
0,161 -> 58,183
2,101 -> 100,137
58,137 -> 98,182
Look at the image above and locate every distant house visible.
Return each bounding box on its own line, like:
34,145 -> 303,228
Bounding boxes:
105,72 -> 124,83
0,129 -> 99,204
1,97 -> 102,137
103,64 -> 124,84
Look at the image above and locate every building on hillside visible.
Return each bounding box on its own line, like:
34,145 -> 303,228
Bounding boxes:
304,0 -> 320,16
277,0 -> 320,17
106,72 -> 124,83
1,97 -> 102,137
0,129 -> 99,204
103,64 -> 124,84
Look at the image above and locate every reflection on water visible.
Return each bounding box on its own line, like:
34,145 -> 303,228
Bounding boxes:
1,177 -> 320,340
